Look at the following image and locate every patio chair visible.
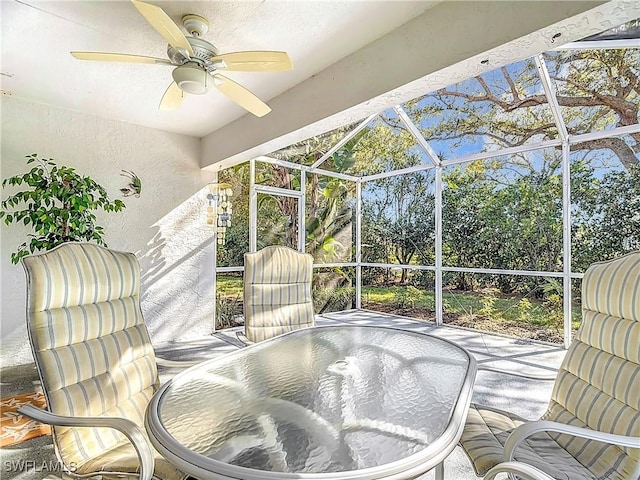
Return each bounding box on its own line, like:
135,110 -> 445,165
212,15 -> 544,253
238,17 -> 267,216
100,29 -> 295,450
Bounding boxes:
239,245 -> 315,343
459,251 -> 640,480
18,242 -> 193,480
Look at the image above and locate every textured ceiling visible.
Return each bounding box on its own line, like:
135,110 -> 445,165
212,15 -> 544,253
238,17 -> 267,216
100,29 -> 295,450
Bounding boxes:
0,1 -> 437,137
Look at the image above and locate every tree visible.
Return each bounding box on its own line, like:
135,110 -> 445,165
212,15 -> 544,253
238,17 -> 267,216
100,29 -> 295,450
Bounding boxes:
217,164 -> 250,267
364,172 -> 434,283
255,163 -> 299,249
356,120 -> 436,283
405,49 -> 639,169
1,154 -> 125,264
306,175 -> 354,263
571,161 -> 640,271
441,162 -> 497,289
398,45 -> 638,290
270,123 -> 360,259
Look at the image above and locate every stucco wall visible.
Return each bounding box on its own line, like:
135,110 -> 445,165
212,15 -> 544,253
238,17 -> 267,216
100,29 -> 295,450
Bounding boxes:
0,97 -> 216,367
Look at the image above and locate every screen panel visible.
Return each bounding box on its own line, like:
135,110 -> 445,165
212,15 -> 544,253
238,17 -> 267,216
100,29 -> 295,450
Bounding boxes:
570,135 -> 640,272
442,148 -> 563,272
305,173 -> 355,263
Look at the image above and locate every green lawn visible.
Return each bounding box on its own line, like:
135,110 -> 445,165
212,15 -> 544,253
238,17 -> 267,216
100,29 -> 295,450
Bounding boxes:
216,276 -> 581,330
217,275 -> 243,297
362,285 -> 581,328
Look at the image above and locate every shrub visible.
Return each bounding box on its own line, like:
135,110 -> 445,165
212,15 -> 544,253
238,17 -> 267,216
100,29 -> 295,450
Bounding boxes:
543,293 -> 564,333
479,289 -> 502,320
516,298 -> 534,323
216,294 -> 242,330
392,286 -> 422,308
313,286 -> 354,313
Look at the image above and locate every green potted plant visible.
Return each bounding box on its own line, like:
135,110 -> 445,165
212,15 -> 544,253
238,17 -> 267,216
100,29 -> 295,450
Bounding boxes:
1,154 -> 126,264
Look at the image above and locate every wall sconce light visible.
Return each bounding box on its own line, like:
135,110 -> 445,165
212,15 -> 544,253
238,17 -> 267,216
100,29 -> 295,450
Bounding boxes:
207,183 -> 233,244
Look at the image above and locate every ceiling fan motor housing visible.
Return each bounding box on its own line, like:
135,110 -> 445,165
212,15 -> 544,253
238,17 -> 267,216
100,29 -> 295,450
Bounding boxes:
167,36 -> 219,66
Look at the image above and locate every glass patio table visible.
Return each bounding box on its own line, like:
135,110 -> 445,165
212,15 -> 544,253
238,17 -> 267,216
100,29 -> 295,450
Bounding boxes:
145,325 -> 477,480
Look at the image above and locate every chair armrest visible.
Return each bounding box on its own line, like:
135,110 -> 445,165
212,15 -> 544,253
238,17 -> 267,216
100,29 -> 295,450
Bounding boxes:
477,365 -> 557,381
155,356 -> 201,368
483,461 -> 555,480
18,404 -> 154,480
504,419 -> 640,462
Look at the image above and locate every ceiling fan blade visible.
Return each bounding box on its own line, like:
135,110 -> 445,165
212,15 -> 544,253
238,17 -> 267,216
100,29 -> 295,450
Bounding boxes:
159,82 -> 184,110
213,74 -> 271,117
131,0 -> 194,57
71,52 -> 173,65
211,51 -> 293,72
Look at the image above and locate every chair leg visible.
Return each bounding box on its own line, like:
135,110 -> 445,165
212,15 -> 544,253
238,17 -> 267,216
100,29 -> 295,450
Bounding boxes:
435,462 -> 444,480
235,331 -> 254,346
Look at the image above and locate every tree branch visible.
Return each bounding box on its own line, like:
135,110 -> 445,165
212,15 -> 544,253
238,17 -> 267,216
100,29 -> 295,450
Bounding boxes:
572,137 -> 639,170
502,66 -> 520,102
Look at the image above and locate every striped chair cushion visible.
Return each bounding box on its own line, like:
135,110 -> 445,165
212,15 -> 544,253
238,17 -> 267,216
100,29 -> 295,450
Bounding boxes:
24,242 -> 139,312
463,404 -> 595,479
22,243 -> 164,476
582,252 -> 639,324
460,251 -> 640,480
80,444 -> 183,480
243,246 -> 315,343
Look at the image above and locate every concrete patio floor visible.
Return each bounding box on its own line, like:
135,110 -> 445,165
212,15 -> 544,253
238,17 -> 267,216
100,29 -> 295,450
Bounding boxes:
1,310 -> 566,480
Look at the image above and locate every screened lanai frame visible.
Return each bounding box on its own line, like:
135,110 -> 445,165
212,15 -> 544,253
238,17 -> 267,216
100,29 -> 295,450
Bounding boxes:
212,45 -> 640,349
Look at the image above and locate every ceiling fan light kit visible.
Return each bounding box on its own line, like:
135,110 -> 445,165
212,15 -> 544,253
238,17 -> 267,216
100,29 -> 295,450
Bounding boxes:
70,0 -> 293,117
172,63 -> 212,95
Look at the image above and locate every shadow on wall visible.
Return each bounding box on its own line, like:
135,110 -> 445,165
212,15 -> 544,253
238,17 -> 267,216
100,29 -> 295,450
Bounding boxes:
140,229 -> 167,287
135,184 -> 217,342
0,185 -> 217,368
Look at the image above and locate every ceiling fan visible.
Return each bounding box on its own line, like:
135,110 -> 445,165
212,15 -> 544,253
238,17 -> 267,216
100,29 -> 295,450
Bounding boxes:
71,0 -> 293,117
